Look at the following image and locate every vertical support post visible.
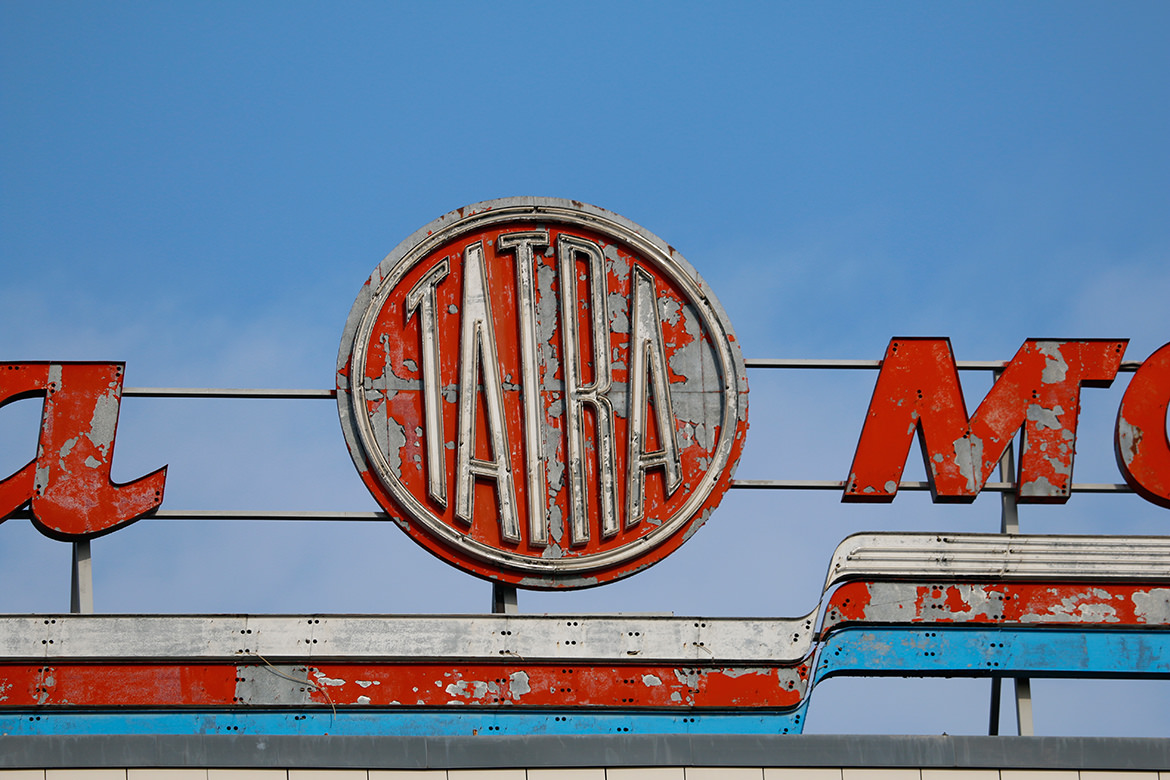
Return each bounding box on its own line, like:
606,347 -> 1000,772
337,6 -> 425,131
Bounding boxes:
988,413 -> 1015,733
1015,678 -> 1035,736
491,582 -> 518,614
988,675 -> 1002,736
987,368 -> 1033,736
70,540 -> 94,614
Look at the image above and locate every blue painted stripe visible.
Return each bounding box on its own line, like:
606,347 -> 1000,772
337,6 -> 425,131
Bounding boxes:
815,627 -> 1170,681
0,707 -> 808,737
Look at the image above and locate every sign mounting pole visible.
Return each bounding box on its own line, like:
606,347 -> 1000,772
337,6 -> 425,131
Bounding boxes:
988,368 -> 1033,736
70,540 -> 94,614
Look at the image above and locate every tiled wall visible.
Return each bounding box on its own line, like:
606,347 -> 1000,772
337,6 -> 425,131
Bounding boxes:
1,770 -> 1166,780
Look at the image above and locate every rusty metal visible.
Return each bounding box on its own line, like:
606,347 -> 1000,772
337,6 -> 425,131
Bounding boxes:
6,302 -> 1170,740
845,338 -> 1126,503
336,198 -> 749,589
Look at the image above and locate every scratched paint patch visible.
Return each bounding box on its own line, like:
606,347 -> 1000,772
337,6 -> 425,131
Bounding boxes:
337,198 -> 748,588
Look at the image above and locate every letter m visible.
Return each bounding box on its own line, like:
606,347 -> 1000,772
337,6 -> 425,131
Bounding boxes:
844,338 -> 1126,503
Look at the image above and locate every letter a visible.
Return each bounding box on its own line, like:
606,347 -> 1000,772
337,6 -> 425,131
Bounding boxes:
625,266 -> 682,527
454,241 -> 520,542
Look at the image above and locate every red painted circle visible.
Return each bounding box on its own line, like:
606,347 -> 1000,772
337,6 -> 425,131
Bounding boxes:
337,199 -> 748,588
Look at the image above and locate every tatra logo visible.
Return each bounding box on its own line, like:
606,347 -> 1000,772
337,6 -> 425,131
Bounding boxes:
336,198 -> 749,588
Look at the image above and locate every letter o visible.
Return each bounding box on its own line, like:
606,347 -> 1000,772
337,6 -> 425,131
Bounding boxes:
1116,342 -> 1170,509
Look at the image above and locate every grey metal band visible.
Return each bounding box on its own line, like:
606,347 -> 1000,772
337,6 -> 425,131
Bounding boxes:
1,734 -> 1168,770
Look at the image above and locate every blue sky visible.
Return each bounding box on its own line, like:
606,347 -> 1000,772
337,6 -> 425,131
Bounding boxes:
2,2 -> 1168,736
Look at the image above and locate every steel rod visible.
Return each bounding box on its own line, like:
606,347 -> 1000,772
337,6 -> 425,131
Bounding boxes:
122,388 -> 336,399
991,367 -> 1024,735
2,476 -> 1135,524
728,480 -> 1131,493
115,358 -> 1145,400
492,583 -> 519,614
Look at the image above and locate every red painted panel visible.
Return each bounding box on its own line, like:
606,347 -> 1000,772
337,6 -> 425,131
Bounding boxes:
0,662 -> 808,709
823,581 -> 1170,633
299,662 -> 807,709
0,664 -> 236,707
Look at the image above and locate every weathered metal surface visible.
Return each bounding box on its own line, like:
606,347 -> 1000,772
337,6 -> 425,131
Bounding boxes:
0,362 -> 167,539
336,198 -> 749,589
1117,340 -> 1170,509
845,339 -> 1125,503
0,661 -> 807,709
0,614 -> 816,663
814,627 -> 1170,680
3,529 -> 1169,737
822,581 -> 1170,631
0,708 -> 806,736
823,533 -> 1170,589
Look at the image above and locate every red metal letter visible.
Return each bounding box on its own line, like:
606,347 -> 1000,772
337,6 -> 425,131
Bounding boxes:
0,362 -> 167,539
0,363 -> 51,518
1116,342 -> 1170,509
845,338 -> 1126,503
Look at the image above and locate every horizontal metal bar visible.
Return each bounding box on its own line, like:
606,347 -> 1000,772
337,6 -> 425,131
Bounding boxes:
5,734 -> 1170,771
728,480 -> 1132,493
0,660 -> 807,710
820,581 -> 1170,633
0,708 -> 807,737
157,510 -> 388,521
122,388 -> 336,399
5,484 -> 1136,526
825,532 -> 1170,590
744,359 -> 1013,370
0,614 -> 816,664
3,509 -> 390,522
744,359 -> 1144,371
113,359 -> 1147,399
815,626 -> 1170,682
744,359 -> 884,370
1,480 -> 1136,525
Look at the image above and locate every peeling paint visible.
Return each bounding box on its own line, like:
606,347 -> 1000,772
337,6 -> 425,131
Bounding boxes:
1037,342 -> 1069,384
509,670 -> 530,697
1026,403 -> 1064,431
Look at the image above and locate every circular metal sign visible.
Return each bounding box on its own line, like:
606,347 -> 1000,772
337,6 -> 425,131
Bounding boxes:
337,198 -> 748,588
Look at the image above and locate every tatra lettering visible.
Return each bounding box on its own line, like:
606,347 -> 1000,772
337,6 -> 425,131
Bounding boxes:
407,231 -> 683,546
